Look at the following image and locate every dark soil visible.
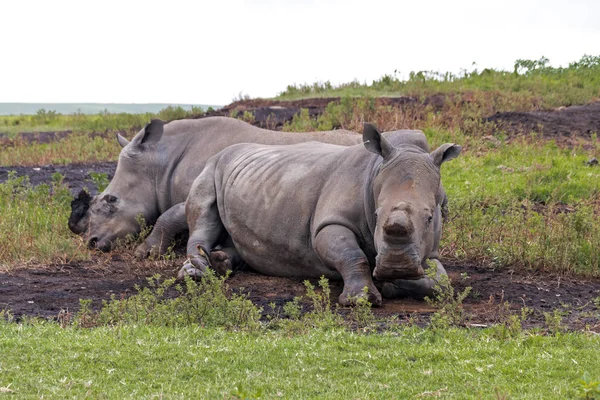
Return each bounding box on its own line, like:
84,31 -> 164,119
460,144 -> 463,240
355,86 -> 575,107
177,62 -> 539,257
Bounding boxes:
485,102 -> 600,138
0,162 -> 116,196
1,257 -> 598,331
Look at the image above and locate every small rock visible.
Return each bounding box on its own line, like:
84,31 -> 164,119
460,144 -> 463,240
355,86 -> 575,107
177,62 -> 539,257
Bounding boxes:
587,157 -> 598,166
483,135 -> 501,147
497,165 -> 514,173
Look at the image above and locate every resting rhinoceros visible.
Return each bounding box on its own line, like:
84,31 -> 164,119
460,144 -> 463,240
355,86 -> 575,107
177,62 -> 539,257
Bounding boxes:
69,116 -> 373,255
180,123 -> 460,305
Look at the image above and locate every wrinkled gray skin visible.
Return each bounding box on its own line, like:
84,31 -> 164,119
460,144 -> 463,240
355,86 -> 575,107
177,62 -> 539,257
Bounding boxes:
68,117 -> 372,254
181,124 -> 460,305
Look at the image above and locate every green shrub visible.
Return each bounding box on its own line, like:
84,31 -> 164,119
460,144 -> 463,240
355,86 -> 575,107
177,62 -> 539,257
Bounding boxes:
76,272 -> 262,331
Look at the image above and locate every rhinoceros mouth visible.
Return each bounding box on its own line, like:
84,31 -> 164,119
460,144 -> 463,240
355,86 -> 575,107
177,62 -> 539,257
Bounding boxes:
373,248 -> 424,281
68,190 -> 92,234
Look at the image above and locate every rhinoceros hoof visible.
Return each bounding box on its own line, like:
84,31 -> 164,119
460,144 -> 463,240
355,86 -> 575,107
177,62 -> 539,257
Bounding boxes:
134,242 -> 153,260
208,250 -> 232,276
339,286 -> 382,307
177,262 -> 208,280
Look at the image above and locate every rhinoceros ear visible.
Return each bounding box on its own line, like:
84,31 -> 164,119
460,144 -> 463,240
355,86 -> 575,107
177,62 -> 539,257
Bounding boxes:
131,119 -> 165,147
430,143 -> 462,167
116,132 -> 130,148
363,123 -> 395,159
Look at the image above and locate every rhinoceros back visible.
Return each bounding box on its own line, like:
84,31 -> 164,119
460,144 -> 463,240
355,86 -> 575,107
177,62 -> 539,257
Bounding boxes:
214,142 -> 355,279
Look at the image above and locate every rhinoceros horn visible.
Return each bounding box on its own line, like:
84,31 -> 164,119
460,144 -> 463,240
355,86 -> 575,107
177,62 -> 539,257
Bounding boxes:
68,190 -> 92,234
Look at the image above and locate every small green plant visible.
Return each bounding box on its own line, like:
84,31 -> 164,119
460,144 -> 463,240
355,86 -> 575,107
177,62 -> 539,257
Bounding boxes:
135,213 -> 152,242
241,110 -> 255,124
425,263 -> 472,329
348,286 -> 376,330
302,277 -> 343,328
89,171 -> 109,192
577,372 -> 600,399
228,382 -> 263,399
282,296 -> 303,320
75,272 -> 262,330
283,108 -> 318,132
488,304 -> 532,340
0,309 -> 14,324
75,299 -> 96,328
544,309 -> 566,334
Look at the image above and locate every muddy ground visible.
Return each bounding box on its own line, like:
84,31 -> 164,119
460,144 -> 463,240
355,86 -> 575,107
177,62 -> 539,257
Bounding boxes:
2,98 -> 600,329
1,257 -> 598,330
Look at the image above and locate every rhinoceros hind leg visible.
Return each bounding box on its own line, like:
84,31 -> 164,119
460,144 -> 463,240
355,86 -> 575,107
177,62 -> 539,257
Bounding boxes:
179,163 -> 225,280
381,259 -> 447,300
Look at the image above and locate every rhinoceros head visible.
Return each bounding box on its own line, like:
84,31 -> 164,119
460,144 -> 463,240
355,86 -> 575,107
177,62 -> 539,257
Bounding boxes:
363,123 -> 461,281
68,119 -> 165,251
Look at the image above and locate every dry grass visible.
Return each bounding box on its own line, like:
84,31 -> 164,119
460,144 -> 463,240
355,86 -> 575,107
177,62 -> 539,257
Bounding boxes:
1,133 -> 121,166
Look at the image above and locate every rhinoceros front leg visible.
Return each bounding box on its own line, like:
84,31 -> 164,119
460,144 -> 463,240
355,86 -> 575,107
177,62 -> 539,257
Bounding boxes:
314,225 -> 382,306
177,170 -> 224,280
380,259 -> 447,300
134,202 -> 187,259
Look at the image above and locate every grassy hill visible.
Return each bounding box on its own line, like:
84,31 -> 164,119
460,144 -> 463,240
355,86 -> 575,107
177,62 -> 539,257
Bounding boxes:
276,55 -> 600,110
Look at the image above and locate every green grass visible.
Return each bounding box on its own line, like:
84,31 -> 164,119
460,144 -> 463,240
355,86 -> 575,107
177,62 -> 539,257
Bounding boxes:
1,133 -> 121,166
276,55 -> 600,110
0,105 -> 210,137
441,136 -> 600,205
438,135 -> 600,275
0,322 -> 598,398
0,173 -> 90,266
0,103 -> 218,116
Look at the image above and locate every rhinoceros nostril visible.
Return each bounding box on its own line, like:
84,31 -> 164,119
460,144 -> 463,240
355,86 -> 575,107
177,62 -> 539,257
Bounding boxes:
383,221 -> 411,237
88,237 -> 98,249
383,211 -> 414,237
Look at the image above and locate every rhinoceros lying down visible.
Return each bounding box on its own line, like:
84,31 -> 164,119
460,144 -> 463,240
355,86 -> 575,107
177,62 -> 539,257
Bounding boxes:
68,117 -> 373,255
180,123 -> 460,305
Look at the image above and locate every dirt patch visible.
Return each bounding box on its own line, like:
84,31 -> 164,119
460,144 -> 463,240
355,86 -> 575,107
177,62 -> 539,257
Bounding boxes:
201,95 -> 448,130
0,162 -> 116,196
1,256 -> 598,331
486,102 -> 600,138
0,130 -> 116,147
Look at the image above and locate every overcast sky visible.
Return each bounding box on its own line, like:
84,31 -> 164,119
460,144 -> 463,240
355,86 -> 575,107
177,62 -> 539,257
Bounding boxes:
1,0 -> 599,105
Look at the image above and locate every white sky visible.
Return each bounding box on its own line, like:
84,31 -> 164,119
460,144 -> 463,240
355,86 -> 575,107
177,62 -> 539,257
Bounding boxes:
1,0 -> 599,105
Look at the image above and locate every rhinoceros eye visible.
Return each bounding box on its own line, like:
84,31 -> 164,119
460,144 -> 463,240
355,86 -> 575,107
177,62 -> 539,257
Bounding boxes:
103,194 -> 118,203
427,215 -> 433,224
